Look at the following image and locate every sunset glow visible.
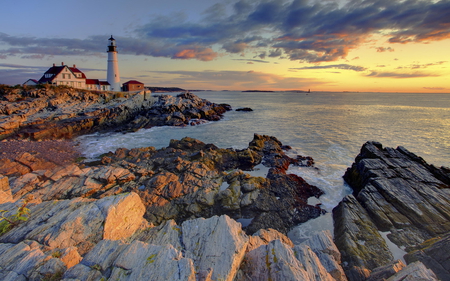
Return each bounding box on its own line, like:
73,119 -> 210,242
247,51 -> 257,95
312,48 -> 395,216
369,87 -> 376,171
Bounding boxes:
1,0 -> 449,93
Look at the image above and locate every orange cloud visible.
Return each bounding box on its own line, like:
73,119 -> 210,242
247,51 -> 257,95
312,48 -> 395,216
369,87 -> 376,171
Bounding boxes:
172,47 -> 218,61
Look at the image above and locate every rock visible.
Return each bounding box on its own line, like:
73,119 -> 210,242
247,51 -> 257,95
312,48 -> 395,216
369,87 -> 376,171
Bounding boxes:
404,233 -> 450,281
338,141 -> 450,280
366,260 -> 405,281
0,87 -> 230,140
0,192 -> 147,255
386,261 -> 439,281
0,175 -> 13,204
293,244 -> 335,281
236,107 -> 253,112
301,230 -> 348,281
333,194 -> 393,280
241,239 -> 310,280
96,192 -> 147,240
59,246 -> 82,269
182,215 -> 248,281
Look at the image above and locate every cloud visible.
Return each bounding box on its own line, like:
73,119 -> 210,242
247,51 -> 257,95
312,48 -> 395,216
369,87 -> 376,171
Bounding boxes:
1,0 -> 449,63
0,63 -> 106,85
291,64 -> 367,72
397,61 -> 448,69
233,59 -> 270,63
145,69 -> 325,90
172,47 -> 218,61
423,87 -> 446,90
367,71 -> 440,78
376,47 -> 395,52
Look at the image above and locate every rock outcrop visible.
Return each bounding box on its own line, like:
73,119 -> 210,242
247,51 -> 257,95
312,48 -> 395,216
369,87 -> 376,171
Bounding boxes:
1,193 -> 345,281
2,134 -> 323,236
0,87 -> 231,140
334,141 -> 450,281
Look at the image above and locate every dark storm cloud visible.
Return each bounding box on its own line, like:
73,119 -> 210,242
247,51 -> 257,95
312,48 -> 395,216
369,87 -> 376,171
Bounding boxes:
133,0 -> 450,62
291,64 -> 367,72
1,0 -> 449,62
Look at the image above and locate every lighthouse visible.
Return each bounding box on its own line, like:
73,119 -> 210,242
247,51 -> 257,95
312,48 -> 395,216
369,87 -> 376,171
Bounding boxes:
107,35 -> 121,91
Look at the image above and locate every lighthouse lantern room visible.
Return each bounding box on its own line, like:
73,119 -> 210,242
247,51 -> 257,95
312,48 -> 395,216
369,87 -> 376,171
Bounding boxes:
107,35 -> 121,91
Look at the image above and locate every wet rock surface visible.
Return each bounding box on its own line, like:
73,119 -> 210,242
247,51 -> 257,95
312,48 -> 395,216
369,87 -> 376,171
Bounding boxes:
335,141 -> 450,281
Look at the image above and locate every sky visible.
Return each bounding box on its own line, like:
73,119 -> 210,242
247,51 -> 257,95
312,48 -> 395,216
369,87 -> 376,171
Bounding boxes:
0,0 -> 449,92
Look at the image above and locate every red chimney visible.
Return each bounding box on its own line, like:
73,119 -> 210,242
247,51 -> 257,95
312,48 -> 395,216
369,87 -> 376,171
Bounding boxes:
73,64 -> 76,68
61,62 -> 64,66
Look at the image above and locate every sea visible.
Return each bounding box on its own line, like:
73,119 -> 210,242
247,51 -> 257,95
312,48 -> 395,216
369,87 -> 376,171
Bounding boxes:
76,91 -> 450,244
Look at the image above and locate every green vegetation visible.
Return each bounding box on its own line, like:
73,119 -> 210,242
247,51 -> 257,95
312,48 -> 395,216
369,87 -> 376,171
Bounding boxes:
146,254 -> 157,264
52,250 -> 62,258
91,264 -> 102,271
0,201 -> 30,236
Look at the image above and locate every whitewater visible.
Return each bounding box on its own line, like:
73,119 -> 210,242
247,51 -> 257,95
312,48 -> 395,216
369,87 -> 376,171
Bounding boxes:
76,91 -> 450,243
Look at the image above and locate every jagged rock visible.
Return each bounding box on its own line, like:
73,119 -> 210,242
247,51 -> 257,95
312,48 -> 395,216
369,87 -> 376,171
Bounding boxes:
0,242 -> 51,281
366,260 -> 406,281
46,134 -> 322,235
0,192 -> 147,256
343,141 -> 450,250
404,233 -> 450,281
386,261 -> 439,281
241,239 -> 310,280
0,87 -> 230,140
333,194 -> 393,280
132,219 -> 182,251
182,215 -> 248,281
294,244 -> 335,281
338,141 -> 450,280
300,230 -> 348,281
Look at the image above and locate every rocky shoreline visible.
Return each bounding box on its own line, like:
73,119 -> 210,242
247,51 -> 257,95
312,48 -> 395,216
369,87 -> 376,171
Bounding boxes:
0,86 -> 231,140
1,87 -> 449,280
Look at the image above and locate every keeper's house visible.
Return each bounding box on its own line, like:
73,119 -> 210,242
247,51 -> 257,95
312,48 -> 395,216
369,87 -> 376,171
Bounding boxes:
37,62 -> 110,91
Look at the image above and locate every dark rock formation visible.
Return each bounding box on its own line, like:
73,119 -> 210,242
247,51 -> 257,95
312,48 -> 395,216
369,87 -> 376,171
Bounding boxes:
335,141 -> 450,280
405,233 -> 450,281
236,107 -> 253,112
0,87 -> 231,140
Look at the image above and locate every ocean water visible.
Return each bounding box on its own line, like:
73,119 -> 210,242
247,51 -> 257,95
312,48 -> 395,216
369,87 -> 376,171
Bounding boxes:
76,91 -> 450,243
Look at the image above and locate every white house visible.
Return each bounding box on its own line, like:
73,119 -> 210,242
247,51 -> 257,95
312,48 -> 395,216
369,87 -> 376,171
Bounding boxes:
37,62 -> 110,91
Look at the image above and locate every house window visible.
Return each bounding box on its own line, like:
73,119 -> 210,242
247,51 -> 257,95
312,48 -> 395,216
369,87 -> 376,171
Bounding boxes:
67,74 -> 71,79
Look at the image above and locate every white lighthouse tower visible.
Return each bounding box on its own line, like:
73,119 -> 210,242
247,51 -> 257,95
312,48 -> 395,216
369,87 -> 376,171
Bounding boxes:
107,35 -> 121,91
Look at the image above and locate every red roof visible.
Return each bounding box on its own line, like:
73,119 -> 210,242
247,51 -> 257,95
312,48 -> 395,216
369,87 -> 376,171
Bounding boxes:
38,64 -> 86,83
86,79 -> 109,85
123,80 -> 143,85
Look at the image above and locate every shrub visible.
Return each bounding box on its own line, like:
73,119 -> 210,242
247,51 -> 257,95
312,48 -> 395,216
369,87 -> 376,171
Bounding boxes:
0,200 -> 30,236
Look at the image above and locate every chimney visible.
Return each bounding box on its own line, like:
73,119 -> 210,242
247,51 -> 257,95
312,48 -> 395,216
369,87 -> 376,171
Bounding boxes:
73,64 -> 76,68
53,63 -> 56,67
61,62 -> 64,66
